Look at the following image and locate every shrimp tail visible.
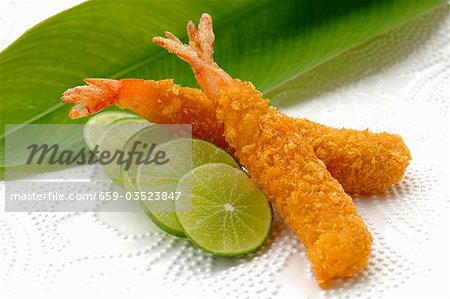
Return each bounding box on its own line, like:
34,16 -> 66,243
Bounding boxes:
152,14 -> 214,66
152,32 -> 203,68
61,78 -> 119,119
153,13 -> 231,98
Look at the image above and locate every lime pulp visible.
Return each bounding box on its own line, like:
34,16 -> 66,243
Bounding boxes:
96,117 -> 150,184
136,138 -> 239,238
175,163 -> 272,256
83,111 -> 140,150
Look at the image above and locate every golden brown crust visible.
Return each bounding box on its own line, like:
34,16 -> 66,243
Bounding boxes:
296,119 -> 411,194
116,79 -> 231,152
215,80 -> 372,286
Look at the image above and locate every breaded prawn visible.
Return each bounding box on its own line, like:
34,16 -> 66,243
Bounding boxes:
63,79 -> 231,152
152,13 -> 372,287
62,79 -> 410,194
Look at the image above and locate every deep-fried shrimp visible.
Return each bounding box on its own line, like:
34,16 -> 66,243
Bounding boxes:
152,13 -> 372,287
62,79 -> 410,194
62,78 -> 230,151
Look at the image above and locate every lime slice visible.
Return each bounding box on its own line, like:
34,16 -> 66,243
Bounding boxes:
191,139 -> 238,168
120,125 -> 175,192
83,111 -> 140,150
97,117 -> 150,184
136,138 -> 239,237
175,163 -> 272,256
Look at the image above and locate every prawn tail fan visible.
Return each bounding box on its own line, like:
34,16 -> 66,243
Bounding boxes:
61,78 -> 119,119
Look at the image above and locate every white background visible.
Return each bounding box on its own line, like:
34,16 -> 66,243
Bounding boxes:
1,1 -> 449,298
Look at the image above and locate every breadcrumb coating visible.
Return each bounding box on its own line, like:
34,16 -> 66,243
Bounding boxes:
62,78 -> 410,194
216,80 -> 372,286
296,120 -> 411,194
116,79 -> 231,152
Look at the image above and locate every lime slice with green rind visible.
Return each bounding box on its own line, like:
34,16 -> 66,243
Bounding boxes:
97,117 -> 150,184
139,181 -> 187,238
120,125 -> 176,192
83,111 -> 140,150
136,138 -> 239,238
175,163 -> 272,256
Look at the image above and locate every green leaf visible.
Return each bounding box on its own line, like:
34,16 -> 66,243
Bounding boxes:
0,0 -> 446,166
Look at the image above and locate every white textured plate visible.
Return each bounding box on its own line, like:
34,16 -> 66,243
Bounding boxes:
0,2 -> 449,298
